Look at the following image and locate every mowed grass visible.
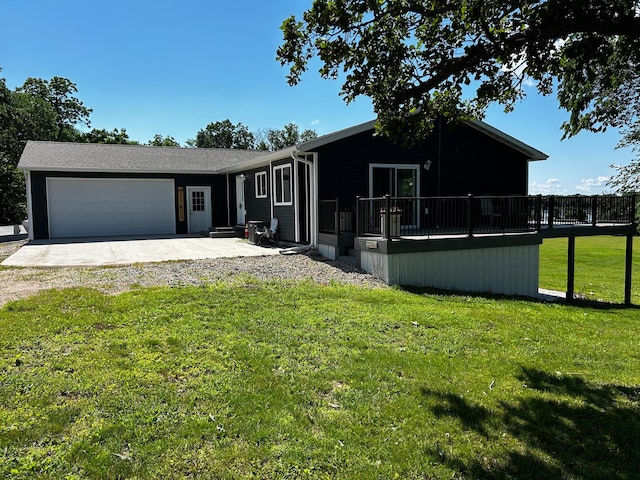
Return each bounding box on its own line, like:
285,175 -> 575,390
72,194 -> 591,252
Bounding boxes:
539,235 -> 640,304
1,277 -> 639,479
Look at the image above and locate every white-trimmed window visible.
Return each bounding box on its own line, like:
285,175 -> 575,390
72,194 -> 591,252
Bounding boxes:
273,164 -> 292,206
255,171 -> 268,198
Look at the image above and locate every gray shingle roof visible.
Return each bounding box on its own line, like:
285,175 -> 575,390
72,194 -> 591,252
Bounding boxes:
18,141 -> 271,173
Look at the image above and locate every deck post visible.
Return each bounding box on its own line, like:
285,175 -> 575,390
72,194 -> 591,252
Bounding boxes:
591,196 -> 598,227
625,234 -> 633,305
548,196 -> 555,229
567,236 -> 576,302
355,196 -> 361,237
467,193 -> 474,237
535,195 -> 542,231
384,194 -> 391,240
335,197 -> 340,236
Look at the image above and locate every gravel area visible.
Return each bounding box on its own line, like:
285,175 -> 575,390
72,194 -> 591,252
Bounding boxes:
0,240 -> 386,306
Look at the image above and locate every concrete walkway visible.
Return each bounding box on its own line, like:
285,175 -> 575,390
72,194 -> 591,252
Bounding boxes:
1,235 -> 281,267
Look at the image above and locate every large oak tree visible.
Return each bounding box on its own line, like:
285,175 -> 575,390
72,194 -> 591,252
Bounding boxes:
277,0 -> 640,155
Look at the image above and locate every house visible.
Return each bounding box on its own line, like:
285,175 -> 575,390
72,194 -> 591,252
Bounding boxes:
18,119 -> 637,302
19,119 -> 546,243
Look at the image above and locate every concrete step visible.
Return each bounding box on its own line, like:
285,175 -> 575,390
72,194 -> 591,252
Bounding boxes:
209,226 -> 244,238
338,254 -> 359,266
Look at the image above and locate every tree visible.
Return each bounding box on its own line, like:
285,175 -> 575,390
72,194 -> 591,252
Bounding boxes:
261,123 -> 317,151
0,159 -> 27,225
195,120 -> 255,149
608,130 -> 640,193
1,72 -> 95,224
148,134 -> 180,147
17,76 -> 92,141
80,127 -> 138,145
277,0 -> 640,143
1,75 -> 58,224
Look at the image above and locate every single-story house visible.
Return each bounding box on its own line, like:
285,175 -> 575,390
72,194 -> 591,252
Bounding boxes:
18,118 -> 547,243
17,120 -> 638,302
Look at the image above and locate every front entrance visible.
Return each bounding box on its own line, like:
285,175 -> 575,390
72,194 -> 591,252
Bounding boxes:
186,186 -> 211,233
235,175 -> 245,226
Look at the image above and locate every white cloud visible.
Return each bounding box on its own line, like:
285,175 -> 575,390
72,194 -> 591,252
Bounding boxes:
575,176 -> 611,194
529,178 -> 568,195
310,119 -> 320,126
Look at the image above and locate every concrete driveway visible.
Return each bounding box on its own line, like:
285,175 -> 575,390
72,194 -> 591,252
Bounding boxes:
1,235 -> 281,267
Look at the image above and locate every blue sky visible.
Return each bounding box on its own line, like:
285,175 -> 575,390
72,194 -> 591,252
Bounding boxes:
1,0 -> 634,194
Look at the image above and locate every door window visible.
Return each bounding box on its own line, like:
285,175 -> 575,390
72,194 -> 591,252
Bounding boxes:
191,190 -> 205,211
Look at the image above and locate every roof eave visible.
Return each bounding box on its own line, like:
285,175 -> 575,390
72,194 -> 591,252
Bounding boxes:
465,119 -> 548,161
19,166 -> 224,175
215,146 -> 300,173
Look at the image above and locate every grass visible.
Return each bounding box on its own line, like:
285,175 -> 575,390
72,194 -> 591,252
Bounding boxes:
1,276 -> 639,479
539,235 -> 640,304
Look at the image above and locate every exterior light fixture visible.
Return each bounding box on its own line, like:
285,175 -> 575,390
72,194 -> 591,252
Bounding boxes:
424,159 -> 432,171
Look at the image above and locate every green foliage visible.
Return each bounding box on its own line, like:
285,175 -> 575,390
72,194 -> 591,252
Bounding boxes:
277,0 -> 640,144
16,76 -> 92,141
1,281 -> 639,478
194,119 -> 317,151
79,127 -> 138,145
147,134 -> 180,147
0,71 -> 96,224
195,119 -> 255,149
262,122 -> 318,151
0,161 -> 26,224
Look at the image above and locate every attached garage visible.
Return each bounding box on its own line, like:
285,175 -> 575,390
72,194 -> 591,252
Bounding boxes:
46,178 -> 176,238
18,141 -> 269,240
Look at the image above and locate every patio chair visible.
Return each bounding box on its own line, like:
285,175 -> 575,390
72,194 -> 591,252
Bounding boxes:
256,218 -> 278,246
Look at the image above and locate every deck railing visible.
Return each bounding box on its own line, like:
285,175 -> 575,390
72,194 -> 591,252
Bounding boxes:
319,198 -> 356,235
352,194 -> 636,239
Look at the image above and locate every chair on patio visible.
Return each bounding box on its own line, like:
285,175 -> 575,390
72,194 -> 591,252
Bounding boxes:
256,218 -> 278,246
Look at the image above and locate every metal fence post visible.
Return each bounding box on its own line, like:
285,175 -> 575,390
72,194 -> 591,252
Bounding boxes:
384,194 -> 391,240
591,196 -> 598,227
467,193 -> 474,236
535,194 -> 542,231
355,196 -> 361,237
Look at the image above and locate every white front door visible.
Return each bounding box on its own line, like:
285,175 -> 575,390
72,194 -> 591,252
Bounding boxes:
235,175 -> 245,225
187,186 -> 211,233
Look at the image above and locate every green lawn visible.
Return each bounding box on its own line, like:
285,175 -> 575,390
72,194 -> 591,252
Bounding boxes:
1,277 -> 639,479
539,235 -> 640,304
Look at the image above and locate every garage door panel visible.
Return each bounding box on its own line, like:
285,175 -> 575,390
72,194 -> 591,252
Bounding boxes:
47,178 -> 176,238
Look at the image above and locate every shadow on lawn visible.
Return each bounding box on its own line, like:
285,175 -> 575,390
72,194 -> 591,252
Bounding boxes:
402,285 -> 640,310
420,367 -> 640,479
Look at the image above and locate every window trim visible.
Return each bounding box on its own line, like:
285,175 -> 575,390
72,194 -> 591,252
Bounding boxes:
273,163 -> 293,206
255,171 -> 268,199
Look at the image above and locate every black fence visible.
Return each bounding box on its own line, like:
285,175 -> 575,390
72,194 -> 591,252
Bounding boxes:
351,194 -> 636,239
319,198 -> 356,235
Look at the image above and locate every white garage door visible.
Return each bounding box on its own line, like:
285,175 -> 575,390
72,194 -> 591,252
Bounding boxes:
47,178 -> 176,238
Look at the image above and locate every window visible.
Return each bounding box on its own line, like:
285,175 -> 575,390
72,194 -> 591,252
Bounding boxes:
191,190 -> 205,211
273,164 -> 292,205
255,171 -> 268,198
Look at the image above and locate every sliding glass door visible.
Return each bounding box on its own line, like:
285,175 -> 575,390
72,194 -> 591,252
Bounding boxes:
370,164 -> 419,226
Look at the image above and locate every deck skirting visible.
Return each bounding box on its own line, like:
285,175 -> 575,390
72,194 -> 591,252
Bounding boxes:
358,241 -> 540,297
